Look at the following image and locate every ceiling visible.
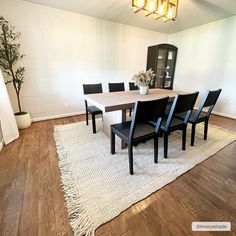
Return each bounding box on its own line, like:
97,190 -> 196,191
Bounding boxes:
24,0 -> 236,34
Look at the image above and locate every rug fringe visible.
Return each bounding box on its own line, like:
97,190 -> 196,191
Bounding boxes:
53,128 -> 95,236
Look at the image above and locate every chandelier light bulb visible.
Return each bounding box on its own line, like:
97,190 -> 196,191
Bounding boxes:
132,0 -> 146,13
157,4 -> 165,15
167,4 -> 174,18
137,0 -> 145,7
149,0 -> 155,11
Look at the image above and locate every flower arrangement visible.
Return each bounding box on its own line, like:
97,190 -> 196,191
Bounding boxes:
132,69 -> 155,87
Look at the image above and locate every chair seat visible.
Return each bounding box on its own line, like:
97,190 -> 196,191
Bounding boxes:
111,121 -> 156,144
87,105 -> 102,115
161,117 -> 185,132
189,111 -> 207,123
175,111 -> 207,123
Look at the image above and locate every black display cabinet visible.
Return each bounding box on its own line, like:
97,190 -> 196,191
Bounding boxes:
146,44 -> 178,89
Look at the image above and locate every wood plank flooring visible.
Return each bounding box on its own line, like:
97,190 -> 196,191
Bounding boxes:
0,114 -> 235,236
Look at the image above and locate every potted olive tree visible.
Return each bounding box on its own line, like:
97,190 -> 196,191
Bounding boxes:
0,16 -> 31,129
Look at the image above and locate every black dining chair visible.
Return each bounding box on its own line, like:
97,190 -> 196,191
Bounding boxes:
129,82 -> 138,91
175,89 -> 222,146
159,92 -> 199,158
110,97 -> 169,175
83,83 -> 103,134
108,82 -> 125,92
129,82 -> 138,117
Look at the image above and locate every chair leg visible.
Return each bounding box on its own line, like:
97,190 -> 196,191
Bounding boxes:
129,108 -> 132,117
182,127 -> 187,151
154,136 -> 158,163
204,119 -> 209,140
110,129 -> 115,154
92,114 -> 96,133
159,130 -> 163,137
86,111 -> 89,125
191,124 -> 196,146
128,145 -> 134,175
164,132 -> 168,159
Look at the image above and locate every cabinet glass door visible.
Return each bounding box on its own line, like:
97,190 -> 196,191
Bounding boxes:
164,50 -> 176,89
155,49 -> 167,88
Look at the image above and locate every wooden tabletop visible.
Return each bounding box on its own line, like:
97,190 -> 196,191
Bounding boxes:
84,88 -> 186,112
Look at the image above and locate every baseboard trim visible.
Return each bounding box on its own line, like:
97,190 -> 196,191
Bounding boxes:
211,111 -> 236,120
0,139 -> 4,152
194,107 -> 236,120
31,111 -> 85,122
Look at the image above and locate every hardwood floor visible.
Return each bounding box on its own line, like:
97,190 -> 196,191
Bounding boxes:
0,114 -> 235,236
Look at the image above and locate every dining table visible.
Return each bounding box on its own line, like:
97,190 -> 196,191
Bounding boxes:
84,88 -> 185,148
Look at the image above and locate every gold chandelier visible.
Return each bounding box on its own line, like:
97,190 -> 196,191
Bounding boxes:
132,0 -> 179,22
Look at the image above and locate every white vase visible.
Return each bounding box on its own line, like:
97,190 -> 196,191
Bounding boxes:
15,112 -> 32,129
139,85 -> 149,95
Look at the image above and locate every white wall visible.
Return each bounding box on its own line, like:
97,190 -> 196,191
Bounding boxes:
168,16 -> 236,118
0,0 -> 167,120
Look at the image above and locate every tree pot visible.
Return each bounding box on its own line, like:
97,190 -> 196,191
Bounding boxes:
139,85 -> 149,95
15,112 -> 31,129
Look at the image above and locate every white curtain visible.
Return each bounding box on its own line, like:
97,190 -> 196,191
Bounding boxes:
0,69 -> 19,144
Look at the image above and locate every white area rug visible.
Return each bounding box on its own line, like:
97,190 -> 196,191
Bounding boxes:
54,120 -> 236,236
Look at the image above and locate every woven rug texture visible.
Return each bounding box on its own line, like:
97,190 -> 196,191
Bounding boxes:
53,120 -> 236,236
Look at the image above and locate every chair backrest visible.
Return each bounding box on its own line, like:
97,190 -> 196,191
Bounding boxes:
108,82 -> 125,92
194,89 -> 222,120
164,92 -> 199,130
129,97 -> 169,140
129,82 -> 138,91
83,83 -> 103,95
